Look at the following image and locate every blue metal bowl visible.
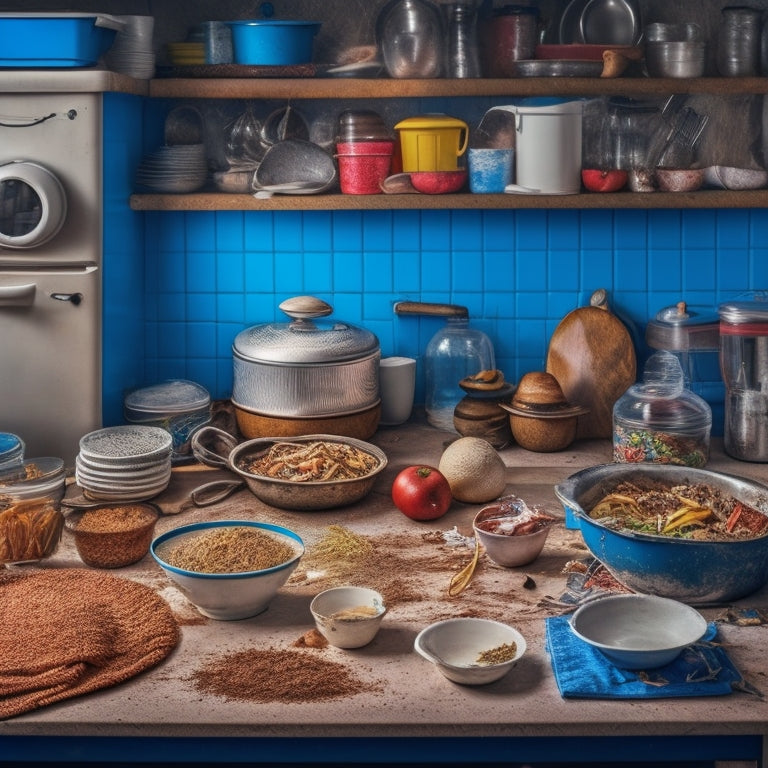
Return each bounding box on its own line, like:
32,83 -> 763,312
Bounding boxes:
228,20 -> 321,66
554,463 -> 768,604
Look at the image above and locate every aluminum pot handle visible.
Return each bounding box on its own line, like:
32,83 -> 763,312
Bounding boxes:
191,425 -> 238,469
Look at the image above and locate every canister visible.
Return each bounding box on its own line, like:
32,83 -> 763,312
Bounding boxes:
613,351 -> 712,467
719,295 -> 768,461
394,115 -> 469,172
124,379 -> 211,463
645,300 -> 723,434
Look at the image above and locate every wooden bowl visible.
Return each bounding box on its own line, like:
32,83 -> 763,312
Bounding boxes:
508,412 -> 578,452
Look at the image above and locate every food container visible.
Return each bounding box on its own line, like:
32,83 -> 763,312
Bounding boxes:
0,433 -> 24,472
0,13 -> 123,67
613,351 -> 712,467
232,296 -> 381,439
124,379 -> 211,463
0,457 -> 66,564
227,20 -> 321,66
65,502 -> 159,568
394,115 -> 469,172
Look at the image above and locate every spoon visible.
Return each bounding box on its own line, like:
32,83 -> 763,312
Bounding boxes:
448,536 -> 480,596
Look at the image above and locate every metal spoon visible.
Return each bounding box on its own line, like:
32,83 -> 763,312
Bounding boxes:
448,536 -> 480,596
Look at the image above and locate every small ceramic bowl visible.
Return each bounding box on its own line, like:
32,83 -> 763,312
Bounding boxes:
410,170 -> 467,195
570,594 -> 707,669
414,617 -> 526,685
655,168 -> 704,193
310,586 -> 386,648
473,501 -> 555,567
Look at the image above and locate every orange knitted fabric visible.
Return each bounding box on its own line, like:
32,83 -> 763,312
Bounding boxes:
0,568 -> 180,719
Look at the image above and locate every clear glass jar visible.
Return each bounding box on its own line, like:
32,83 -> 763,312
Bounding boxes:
613,351 -> 712,467
425,316 -> 495,432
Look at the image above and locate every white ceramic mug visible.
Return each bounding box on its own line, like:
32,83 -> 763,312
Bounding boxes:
379,356 -> 417,426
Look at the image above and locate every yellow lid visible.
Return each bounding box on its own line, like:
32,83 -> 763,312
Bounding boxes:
394,115 -> 468,131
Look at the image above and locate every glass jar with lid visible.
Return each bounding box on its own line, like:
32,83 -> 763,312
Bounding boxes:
613,351 -> 712,467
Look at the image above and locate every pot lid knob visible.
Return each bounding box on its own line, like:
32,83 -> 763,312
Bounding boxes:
279,296 -> 333,321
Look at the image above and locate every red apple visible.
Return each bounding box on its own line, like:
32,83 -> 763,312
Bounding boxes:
391,465 -> 452,521
581,169 -> 628,193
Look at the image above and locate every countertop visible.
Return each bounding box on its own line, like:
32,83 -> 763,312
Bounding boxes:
3,417 -> 768,766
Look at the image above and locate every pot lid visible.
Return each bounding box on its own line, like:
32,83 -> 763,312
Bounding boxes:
719,291 -> 768,326
394,115 -> 468,131
645,301 -> 719,351
233,296 -> 380,365
124,379 -> 210,415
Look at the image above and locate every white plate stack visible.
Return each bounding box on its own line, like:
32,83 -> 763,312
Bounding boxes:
76,425 -> 173,502
104,14 -> 156,79
135,144 -> 208,193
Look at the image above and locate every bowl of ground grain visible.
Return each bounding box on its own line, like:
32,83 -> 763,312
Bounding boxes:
414,617 -> 526,686
150,520 -> 304,620
310,586 -> 386,649
65,502 -> 159,568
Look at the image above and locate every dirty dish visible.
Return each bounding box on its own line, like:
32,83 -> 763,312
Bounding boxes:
414,618 -> 526,685
570,594 -> 707,669
254,139 -> 337,195
310,586 -> 386,648
151,520 -> 304,620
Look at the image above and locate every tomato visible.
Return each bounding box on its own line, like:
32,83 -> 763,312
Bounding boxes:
391,465 -> 452,521
581,169 -> 628,193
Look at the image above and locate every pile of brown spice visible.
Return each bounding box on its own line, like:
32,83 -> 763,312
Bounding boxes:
190,647 -> 381,703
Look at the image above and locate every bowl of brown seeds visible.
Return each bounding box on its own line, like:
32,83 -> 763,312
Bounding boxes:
65,502 -> 159,569
150,520 -> 304,620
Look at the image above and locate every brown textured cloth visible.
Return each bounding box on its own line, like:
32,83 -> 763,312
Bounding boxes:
0,568 -> 180,719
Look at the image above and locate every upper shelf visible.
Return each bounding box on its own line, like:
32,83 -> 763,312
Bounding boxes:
147,76 -> 768,100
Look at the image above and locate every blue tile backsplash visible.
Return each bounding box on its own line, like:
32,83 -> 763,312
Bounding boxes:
128,204 -> 768,438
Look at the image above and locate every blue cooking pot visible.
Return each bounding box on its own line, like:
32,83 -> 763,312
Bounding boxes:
554,463 -> 768,604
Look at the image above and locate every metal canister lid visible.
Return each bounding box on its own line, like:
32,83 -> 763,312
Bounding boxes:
645,301 -> 719,351
125,379 -> 210,416
233,296 -> 380,365
718,299 -> 768,325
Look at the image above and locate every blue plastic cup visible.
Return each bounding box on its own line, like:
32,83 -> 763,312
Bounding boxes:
468,148 -> 515,193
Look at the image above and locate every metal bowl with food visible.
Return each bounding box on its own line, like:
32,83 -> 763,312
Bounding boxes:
554,463 -> 768,603
229,434 -> 387,511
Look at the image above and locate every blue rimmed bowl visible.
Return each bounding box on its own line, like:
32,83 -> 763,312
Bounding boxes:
151,520 -> 304,620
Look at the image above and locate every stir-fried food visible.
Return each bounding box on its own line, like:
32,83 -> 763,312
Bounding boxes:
589,481 -> 768,540
237,440 -> 380,482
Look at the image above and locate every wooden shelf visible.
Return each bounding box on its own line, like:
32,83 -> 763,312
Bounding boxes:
130,190 -> 768,211
147,76 -> 768,100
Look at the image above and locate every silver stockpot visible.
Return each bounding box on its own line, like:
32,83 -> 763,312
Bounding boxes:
231,296 -> 381,439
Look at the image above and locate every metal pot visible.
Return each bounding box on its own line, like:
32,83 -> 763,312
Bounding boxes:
232,296 -> 381,439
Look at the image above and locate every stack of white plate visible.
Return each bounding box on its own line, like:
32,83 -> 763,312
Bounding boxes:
135,144 -> 208,193
76,425 -> 173,502
105,14 -> 156,79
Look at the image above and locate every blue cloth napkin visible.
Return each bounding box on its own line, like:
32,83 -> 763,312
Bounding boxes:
546,616 -> 745,699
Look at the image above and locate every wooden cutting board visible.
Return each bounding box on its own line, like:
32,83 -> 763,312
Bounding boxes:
546,299 -> 637,440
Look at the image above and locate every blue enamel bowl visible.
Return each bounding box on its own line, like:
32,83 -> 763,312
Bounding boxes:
554,463 -> 768,604
228,20 -> 321,66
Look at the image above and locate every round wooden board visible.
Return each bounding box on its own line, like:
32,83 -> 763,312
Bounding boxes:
546,305 -> 637,440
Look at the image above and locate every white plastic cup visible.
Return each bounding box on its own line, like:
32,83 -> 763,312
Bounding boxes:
379,356 -> 417,426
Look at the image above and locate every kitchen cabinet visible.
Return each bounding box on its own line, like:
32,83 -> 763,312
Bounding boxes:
130,75 -> 768,212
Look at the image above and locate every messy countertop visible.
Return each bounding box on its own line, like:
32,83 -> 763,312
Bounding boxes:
3,412 -> 768,764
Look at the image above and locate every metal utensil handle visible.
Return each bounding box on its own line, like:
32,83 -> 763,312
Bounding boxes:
394,301 -> 469,318
191,425 -> 238,469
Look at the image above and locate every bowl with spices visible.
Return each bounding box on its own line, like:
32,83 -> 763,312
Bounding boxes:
65,502 -> 160,569
310,586 -> 386,649
151,520 -> 304,620
0,457 -> 66,565
414,617 -> 526,686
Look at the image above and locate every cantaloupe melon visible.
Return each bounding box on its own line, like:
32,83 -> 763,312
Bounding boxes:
438,436 -> 507,503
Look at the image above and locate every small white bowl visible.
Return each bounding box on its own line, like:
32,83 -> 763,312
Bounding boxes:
570,594 -> 707,669
472,501 -> 556,567
414,618 -> 526,685
310,586 -> 386,648
151,520 -> 304,621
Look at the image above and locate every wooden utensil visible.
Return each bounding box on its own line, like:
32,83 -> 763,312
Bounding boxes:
546,290 -> 636,440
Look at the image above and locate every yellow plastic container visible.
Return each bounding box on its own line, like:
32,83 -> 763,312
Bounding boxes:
394,115 -> 469,172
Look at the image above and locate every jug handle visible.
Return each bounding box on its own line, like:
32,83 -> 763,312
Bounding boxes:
457,123 -> 469,157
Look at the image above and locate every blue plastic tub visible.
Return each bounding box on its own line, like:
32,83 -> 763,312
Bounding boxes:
0,14 -> 121,67
228,20 -> 321,66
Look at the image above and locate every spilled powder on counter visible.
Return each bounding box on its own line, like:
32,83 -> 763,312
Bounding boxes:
190,648 -> 382,703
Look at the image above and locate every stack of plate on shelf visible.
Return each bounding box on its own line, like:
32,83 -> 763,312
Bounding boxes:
135,144 -> 208,193
76,425 -> 173,502
105,14 -> 156,79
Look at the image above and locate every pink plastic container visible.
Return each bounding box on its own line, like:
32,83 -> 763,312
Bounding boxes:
336,141 -> 394,195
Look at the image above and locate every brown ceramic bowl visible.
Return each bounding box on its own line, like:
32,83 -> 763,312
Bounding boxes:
655,168 -> 704,193
507,411 -> 579,452
410,170 -> 468,195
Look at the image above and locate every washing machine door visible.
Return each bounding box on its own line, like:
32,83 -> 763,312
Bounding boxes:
0,160 -> 67,249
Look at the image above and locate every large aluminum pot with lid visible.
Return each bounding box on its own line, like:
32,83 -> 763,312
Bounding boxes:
232,296 -> 381,439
